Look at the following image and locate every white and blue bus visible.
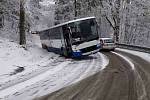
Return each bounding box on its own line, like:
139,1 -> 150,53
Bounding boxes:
38,17 -> 100,57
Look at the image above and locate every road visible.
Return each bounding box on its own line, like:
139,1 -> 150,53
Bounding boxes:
0,52 -> 109,100
36,50 -> 150,100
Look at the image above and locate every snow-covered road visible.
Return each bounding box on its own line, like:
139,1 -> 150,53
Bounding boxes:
0,53 -> 108,100
35,50 -> 150,100
0,37 -> 109,100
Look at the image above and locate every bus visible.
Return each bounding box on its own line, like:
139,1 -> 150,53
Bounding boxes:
38,17 -> 100,57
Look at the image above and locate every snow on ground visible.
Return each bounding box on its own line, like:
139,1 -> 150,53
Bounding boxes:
116,48 -> 150,63
0,36 -> 109,100
0,53 -> 108,100
74,52 -> 109,83
0,36 -> 60,91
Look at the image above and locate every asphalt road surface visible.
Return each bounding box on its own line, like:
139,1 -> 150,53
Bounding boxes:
36,50 -> 150,100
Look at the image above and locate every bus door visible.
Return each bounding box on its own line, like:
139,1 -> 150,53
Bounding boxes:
62,26 -> 72,56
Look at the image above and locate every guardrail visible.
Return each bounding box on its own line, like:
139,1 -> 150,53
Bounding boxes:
116,43 -> 150,53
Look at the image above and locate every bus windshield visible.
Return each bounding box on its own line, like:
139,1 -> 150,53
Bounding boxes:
68,19 -> 99,45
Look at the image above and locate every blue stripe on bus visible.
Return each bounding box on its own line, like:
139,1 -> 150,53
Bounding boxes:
72,52 -> 82,57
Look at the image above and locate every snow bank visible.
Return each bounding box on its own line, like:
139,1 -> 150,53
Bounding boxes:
0,41 -> 109,100
0,61 -> 70,98
116,48 -> 150,63
3,53 -> 108,100
0,36 -> 59,91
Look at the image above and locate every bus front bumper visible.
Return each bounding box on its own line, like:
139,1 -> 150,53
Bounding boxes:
71,48 -> 100,58
82,49 -> 100,56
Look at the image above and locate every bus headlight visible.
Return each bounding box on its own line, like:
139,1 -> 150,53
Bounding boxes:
97,44 -> 101,48
75,50 -> 81,52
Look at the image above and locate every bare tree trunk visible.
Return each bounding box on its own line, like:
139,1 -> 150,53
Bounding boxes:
112,0 -> 120,43
19,0 -> 26,45
0,12 -> 4,28
74,0 -> 77,19
0,2 -> 4,29
114,26 -> 119,42
100,0 -> 121,43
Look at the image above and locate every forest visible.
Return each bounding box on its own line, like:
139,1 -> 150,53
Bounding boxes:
0,0 -> 150,47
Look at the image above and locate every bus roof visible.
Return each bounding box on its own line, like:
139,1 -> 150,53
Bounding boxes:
39,16 -> 96,32
100,38 -> 113,40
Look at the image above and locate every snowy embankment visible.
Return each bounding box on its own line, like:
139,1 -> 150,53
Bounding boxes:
116,48 -> 150,63
0,36 -> 59,91
0,36 -> 109,100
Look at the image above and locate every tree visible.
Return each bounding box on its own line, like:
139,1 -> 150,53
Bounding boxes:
54,0 -> 100,23
19,0 -> 26,45
0,1 -> 4,28
54,0 -> 121,42
74,0 -> 77,18
54,0 -> 74,24
100,0 -> 121,42
0,11 -> 4,28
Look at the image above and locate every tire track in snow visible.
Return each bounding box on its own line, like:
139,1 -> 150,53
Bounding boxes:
0,55 -> 60,91
111,52 -> 135,70
73,53 -> 109,84
112,51 -> 138,100
7,57 -> 93,100
0,61 -> 71,99
1,53 -> 109,100
32,57 -> 94,99
114,50 -> 149,100
34,53 -> 109,99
